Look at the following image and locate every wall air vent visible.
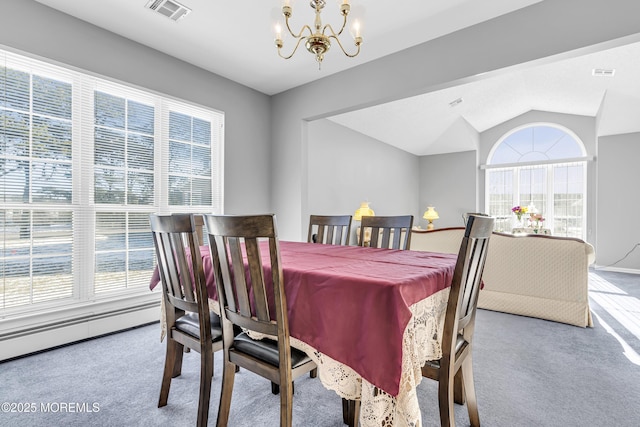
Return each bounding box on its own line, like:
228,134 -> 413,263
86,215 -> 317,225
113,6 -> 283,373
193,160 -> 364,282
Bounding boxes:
592,68 -> 615,77
145,0 -> 191,22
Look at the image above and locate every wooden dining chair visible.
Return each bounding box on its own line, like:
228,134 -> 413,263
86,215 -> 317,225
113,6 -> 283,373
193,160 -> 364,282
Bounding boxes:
203,213 -> 318,427
421,213 -> 494,427
150,213 -> 223,427
307,214 -> 352,245
359,215 -> 414,249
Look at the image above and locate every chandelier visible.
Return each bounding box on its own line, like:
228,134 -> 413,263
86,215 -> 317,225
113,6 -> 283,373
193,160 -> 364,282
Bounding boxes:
274,0 -> 363,68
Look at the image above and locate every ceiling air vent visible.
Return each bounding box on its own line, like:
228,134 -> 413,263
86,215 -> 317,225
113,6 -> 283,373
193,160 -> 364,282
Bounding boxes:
449,97 -> 463,107
592,68 -> 615,77
146,0 -> 191,22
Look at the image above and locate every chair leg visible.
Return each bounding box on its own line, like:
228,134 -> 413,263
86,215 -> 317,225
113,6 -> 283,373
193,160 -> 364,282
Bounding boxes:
461,357 -> 480,427
453,369 -> 465,405
342,399 -> 361,426
437,371 -> 456,427
310,368 -> 318,378
342,398 -> 350,424
344,399 -> 360,427
172,342 -> 185,378
280,379 -> 294,427
196,350 -> 214,427
216,360 -> 236,427
272,381 -> 295,395
351,399 -> 360,427
159,339 -> 182,407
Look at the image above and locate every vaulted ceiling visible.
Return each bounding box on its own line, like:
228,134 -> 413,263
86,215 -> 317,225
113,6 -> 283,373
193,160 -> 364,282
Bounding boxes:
34,0 -> 640,155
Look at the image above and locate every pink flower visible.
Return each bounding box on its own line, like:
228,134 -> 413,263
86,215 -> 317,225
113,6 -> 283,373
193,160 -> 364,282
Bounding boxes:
530,213 -> 544,222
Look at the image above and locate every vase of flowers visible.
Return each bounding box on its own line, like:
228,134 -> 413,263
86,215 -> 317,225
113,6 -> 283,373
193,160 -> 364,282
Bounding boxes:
511,205 -> 528,228
530,213 -> 545,232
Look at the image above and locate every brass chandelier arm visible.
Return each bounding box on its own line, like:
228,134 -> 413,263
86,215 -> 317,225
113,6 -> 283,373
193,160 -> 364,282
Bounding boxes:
322,23 -> 346,39
321,13 -> 348,38
276,35 -> 308,60
328,34 -> 362,58
284,19 -> 314,40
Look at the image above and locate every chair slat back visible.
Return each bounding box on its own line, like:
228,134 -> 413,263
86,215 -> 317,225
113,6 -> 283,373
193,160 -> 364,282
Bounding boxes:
193,214 -> 205,246
360,215 -> 414,250
204,214 -> 284,338
307,215 -> 352,245
150,213 -> 209,324
444,214 -> 494,352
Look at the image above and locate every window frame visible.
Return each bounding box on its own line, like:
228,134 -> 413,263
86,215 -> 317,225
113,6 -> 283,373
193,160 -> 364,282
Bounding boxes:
0,49 -> 224,329
483,123 -> 589,239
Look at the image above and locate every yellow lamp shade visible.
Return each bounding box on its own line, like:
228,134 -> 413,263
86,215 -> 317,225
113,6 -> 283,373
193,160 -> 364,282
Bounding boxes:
423,206 -> 439,230
354,201 -> 375,221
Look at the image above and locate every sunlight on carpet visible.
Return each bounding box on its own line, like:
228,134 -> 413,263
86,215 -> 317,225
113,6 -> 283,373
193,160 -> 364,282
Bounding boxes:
589,272 -> 640,365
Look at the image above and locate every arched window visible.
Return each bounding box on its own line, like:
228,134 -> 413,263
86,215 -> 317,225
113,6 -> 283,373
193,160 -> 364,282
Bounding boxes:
485,124 -> 587,238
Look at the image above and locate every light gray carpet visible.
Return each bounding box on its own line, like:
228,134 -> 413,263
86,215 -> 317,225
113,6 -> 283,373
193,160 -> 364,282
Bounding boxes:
1,270 -> 639,426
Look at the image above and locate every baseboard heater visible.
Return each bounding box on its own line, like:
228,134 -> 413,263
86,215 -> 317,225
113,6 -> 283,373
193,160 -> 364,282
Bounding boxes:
0,301 -> 162,361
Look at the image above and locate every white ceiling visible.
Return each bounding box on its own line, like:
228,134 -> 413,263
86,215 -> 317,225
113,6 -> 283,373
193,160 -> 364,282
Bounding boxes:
329,42 -> 640,154
34,0 -> 640,155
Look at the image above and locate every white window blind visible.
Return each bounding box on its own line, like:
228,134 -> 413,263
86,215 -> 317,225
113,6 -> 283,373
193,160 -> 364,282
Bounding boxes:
93,90 -> 155,206
1,54 -> 75,309
91,84 -> 157,295
486,169 -> 513,232
164,101 -> 223,211
0,49 -> 224,316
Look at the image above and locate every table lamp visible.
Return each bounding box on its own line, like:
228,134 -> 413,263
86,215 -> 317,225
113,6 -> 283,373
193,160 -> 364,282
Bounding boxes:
423,206 -> 439,230
354,202 -> 374,246
354,201 -> 375,221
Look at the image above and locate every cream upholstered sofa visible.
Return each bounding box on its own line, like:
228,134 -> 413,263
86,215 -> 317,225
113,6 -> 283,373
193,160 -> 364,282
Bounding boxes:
410,227 -> 595,327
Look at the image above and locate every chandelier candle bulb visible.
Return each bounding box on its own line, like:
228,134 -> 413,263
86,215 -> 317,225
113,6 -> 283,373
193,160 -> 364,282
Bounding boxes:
352,20 -> 361,38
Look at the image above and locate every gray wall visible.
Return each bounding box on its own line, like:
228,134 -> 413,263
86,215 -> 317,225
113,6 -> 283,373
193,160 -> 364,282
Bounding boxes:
307,119 -> 419,243
597,133 -> 640,269
419,151 -> 478,229
1,0 -> 272,215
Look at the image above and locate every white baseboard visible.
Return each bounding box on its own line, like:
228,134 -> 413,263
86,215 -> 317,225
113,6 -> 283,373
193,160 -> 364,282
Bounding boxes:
592,266 -> 640,275
0,305 -> 160,361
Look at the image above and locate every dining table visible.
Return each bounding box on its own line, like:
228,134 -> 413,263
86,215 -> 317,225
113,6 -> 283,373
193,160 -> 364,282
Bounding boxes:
150,240 -> 457,427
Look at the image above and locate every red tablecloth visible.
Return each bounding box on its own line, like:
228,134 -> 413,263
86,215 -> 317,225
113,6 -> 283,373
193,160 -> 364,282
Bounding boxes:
150,241 -> 456,397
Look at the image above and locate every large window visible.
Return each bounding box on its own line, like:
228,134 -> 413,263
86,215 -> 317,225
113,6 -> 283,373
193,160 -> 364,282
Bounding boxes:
1,50 -> 223,317
485,124 -> 587,238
